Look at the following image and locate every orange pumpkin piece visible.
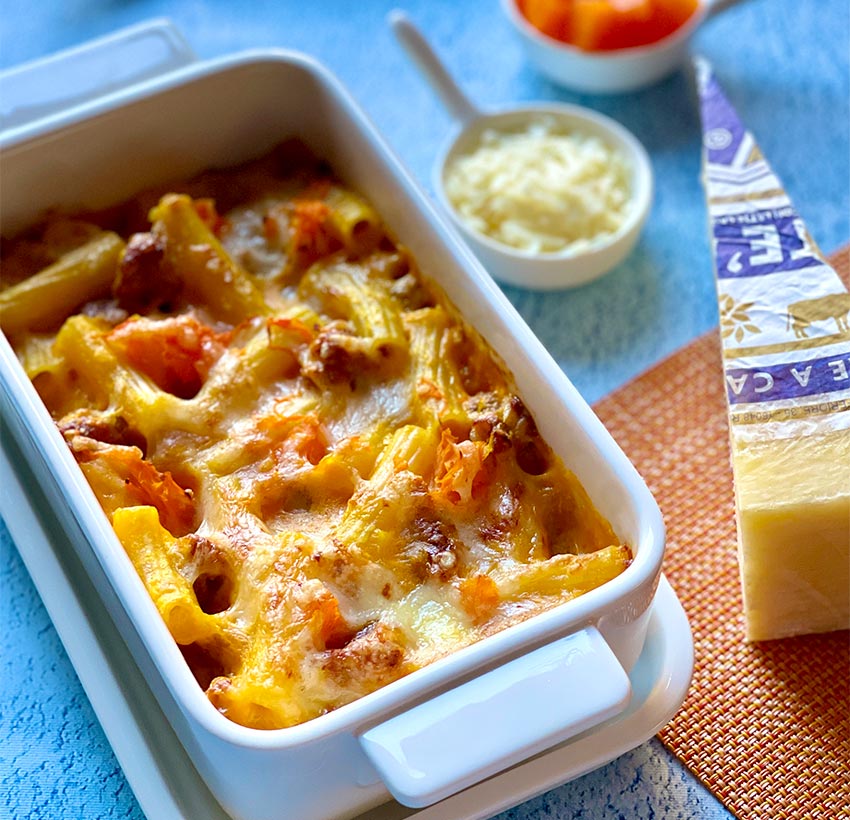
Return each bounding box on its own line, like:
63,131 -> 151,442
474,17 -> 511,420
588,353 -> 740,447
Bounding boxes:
518,0 -> 698,51
306,590 -> 352,650
70,437 -> 196,536
108,314 -> 231,399
434,428 -> 490,506
519,0 -> 574,41
459,575 -> 501,623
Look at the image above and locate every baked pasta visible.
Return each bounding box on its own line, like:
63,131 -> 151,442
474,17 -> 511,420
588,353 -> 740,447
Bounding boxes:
0,142 -> 631,730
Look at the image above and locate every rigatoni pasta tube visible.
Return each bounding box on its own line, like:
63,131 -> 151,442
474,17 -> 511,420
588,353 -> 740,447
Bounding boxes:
405,306 -> 469,430
299,261 -> 408,364
113,506 -> 217,645
324,185 -> 383,255
493,545 -> 631,600
0,232 -> 124,337
150,194 -> 266,324
53,315 -> 181,437
336,424 -> 438,562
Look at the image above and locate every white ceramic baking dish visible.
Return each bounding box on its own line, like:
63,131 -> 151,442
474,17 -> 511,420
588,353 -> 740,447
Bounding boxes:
0,20 -> 666,820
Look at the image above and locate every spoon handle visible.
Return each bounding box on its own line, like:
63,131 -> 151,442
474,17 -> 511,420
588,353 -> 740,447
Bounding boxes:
389,10 -> 480,126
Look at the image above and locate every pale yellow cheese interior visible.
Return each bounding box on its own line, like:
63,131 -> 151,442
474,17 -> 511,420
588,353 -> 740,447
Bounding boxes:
732,427 -> 850,641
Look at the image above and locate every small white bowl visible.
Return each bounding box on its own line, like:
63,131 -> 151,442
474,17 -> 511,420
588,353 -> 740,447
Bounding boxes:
502,0 -> 724,94
391,12 -> 653,290
433,105 -> 653,290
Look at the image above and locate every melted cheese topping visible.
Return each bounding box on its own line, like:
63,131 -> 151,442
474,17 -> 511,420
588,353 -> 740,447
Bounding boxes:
1,142 -> 631,729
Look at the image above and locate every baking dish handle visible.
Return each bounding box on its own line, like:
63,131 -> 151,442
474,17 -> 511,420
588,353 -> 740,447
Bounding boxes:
358,625 -> 631,808
0,18 -> 195,134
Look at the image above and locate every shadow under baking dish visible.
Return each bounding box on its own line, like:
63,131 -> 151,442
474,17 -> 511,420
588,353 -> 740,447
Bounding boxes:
0,430 -> 693,820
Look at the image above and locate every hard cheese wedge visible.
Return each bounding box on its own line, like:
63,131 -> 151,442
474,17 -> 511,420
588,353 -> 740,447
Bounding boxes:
697,61 -> 850,641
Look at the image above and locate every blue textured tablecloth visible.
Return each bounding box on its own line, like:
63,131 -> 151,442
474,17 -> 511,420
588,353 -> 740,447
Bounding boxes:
1,1 -> 848,818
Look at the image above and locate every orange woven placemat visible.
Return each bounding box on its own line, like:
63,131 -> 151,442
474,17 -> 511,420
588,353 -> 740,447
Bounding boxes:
592,248 -> 850,820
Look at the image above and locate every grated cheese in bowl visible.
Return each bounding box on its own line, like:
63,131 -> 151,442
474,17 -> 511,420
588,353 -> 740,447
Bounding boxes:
443,117 -> 633,255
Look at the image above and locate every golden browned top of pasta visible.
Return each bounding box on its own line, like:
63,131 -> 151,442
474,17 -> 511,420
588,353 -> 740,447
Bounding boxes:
1,142 -> 630,729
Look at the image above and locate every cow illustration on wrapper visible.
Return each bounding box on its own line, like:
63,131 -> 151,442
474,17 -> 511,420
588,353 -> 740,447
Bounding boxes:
786,292 -> 850,338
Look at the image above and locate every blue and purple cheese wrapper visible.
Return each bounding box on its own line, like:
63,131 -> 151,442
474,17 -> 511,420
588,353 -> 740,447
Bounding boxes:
697,58 -> 850,443
696,59 -> 849,641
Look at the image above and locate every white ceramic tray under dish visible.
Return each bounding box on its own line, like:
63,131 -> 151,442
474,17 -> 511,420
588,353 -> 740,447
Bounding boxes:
0,428 -> 692,820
